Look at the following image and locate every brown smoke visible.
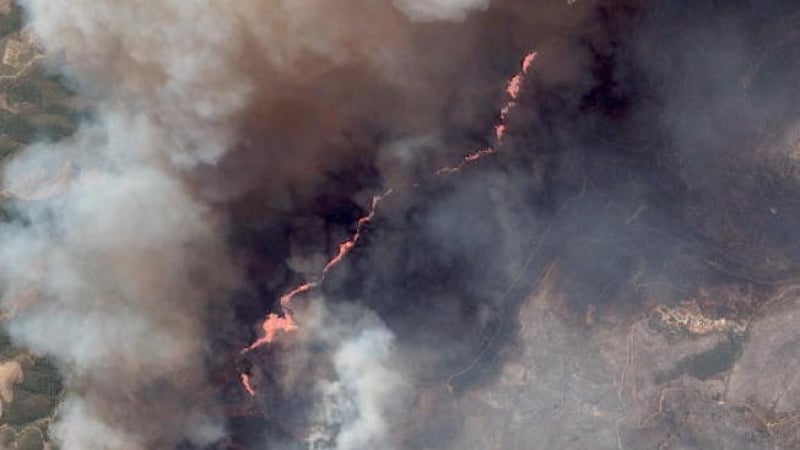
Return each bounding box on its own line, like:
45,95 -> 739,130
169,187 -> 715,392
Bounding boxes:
9,0 -> 794,449
0,1 -> 598,448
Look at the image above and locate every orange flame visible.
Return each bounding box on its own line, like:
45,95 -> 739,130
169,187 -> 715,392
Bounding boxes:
243,191 -> 391,357
321,192 -> 390,275
434,51 -> 536,174
240,373 -> 256,397
505,52 -> 534,101
521,52 -> 537,73
239,51 -> 537,395
244,312 -> 298,352
279,282 -> 314,309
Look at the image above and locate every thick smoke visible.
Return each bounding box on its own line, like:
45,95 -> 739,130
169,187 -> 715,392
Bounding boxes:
0,123 -> 238,448
0,0 -> 543,448
393,0 -> 491,21
273,300 -> 409,450
338,1 -> 800,449
0,5 -> 255,447
6,0 -> 799,449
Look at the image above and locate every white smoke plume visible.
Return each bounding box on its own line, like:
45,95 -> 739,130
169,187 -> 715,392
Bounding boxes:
393,0 -> 491,21
275,300 -> 409,450
0,119 -> 238,448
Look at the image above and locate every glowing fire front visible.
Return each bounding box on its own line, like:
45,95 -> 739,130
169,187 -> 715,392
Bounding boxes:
241,51 -> 537,396
242,192 -> 389,357
436,51 -> 536,175
240,373 -> 256,397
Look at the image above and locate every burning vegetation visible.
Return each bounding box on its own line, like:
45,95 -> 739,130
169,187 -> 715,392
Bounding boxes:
2,0 -> 800,449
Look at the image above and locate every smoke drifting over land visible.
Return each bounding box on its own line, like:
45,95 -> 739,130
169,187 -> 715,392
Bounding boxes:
394,0 -> 490,21
2,0 -> 800,449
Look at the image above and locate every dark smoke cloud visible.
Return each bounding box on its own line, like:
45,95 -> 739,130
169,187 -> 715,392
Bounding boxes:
0,0 -> 590,448
4,0 -> 800,449
252,0 -> 800,448
317,1 -> 800,449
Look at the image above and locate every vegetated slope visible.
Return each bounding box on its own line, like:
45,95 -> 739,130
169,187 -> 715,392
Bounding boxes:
0,0 -> 81,159
0,2 -> 73,449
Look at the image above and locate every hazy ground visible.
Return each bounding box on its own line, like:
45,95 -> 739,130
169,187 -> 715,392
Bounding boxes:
415,271 -> 800,450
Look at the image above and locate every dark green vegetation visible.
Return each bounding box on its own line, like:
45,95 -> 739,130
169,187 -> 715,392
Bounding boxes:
0,328 -> 62,449
0,3 -> 71,447
17,359 -> 61,398
0,3 -> 81,159
15,426 -> 44,450
0,328 -> 14,359
0,2 -> 21,41
655,332 -> 747,384
0,423 -> 47,450
0,67 -> 82,156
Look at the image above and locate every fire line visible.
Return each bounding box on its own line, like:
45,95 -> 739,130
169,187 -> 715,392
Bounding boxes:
240,373 -> 256,397
240,51 -> 537,396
